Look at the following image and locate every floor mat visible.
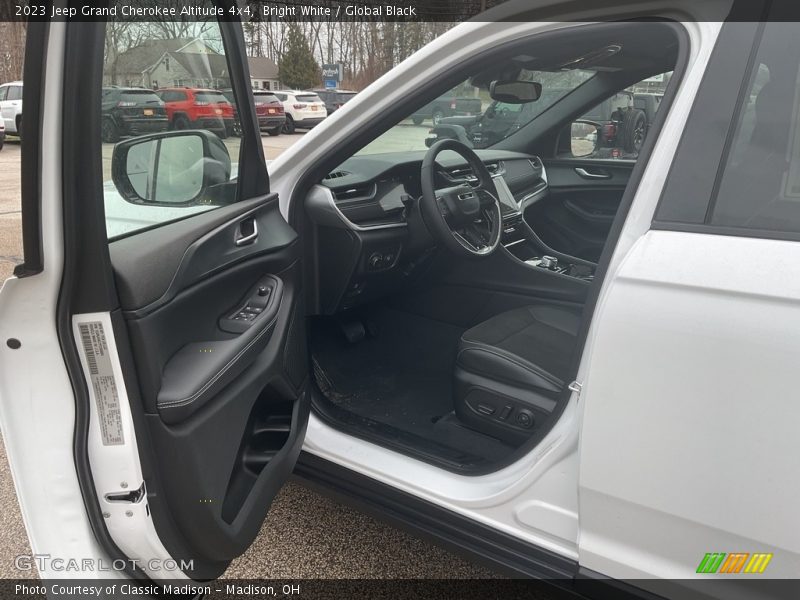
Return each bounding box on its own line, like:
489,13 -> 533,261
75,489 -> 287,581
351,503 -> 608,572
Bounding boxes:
310,307 -> 515,463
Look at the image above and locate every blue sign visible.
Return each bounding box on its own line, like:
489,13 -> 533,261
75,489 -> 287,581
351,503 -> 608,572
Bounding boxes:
324,79 -> 337,89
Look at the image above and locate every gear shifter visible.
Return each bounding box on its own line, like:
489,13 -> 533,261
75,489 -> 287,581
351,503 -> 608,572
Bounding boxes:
539,255 -> 558,270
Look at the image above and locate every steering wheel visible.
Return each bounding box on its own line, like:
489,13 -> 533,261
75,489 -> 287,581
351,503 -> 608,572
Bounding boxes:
420,139 -> 502,258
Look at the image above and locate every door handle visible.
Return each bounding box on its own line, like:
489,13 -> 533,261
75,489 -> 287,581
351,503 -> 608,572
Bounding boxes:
234,217 -> 258,246
574,167 -> 611,180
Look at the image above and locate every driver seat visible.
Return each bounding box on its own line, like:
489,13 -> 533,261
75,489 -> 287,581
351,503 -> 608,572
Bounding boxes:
453,304 -> 581,443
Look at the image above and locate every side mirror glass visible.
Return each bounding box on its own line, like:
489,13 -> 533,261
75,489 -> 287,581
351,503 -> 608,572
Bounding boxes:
111,131 -> 232,206
570,120 -> 600,157
489,80 -> 542,104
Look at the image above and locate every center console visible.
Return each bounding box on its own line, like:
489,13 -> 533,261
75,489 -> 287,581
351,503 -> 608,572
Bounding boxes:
493,174 -> 596,282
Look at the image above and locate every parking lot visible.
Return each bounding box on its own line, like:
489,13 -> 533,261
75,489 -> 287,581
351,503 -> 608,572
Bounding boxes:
0,130 -> 495,579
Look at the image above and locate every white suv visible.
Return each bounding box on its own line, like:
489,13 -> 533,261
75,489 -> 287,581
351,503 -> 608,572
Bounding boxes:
273,90 -> 327,133
0,81 -> 23,137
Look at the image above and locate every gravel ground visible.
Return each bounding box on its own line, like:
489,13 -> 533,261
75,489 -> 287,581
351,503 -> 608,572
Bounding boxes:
0,133 -> 496,580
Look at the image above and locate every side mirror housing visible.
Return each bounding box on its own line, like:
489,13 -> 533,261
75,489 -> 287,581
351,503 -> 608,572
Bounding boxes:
111,130 -> 233,207
489,80 -> 542,104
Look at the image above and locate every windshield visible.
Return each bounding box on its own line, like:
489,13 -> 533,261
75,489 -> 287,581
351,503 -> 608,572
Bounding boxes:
194,91 -> 229,104
356,69 -> 594,155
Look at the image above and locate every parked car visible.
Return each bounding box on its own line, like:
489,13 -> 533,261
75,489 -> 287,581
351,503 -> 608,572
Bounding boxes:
220,89 -> 285,137
273,90 -> 327,133
5,2 -> 800,595
155,87 -> 235,137
0,81 -> 23,138
411,93 -> 482,125
312,88 -> 358,114
253,90 -> 286,136
99,87 -> 169,143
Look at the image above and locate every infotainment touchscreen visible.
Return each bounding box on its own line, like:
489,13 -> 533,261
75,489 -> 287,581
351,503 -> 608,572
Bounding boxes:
492,175 -> 520,214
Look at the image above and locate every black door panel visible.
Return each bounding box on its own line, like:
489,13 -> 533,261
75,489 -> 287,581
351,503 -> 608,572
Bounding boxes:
110,194 -> 295,314
109,193 -> 308,577
527,159 -> 634,261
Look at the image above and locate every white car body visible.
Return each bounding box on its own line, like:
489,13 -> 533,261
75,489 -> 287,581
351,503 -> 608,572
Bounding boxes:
273,90 -> 327,131
0,81 -> 23,134
0,0 -> 797,595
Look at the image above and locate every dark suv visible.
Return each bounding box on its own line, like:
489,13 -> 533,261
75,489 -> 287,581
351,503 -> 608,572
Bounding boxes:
253,91 -> 286,136
221,89 -> 286,137
156,87 -> 235,137
100,87 -> 168,143
312,89 -> 357,114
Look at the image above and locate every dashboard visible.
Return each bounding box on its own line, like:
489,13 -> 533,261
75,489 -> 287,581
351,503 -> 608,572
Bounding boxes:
306,150 -> 550,314
318,150 -> 547,229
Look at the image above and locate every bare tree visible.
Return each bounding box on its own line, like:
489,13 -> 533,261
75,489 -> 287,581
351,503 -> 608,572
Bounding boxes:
0,22 -> 27,83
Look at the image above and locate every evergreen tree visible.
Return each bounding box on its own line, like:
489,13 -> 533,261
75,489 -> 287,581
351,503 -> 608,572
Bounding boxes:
278,25 -> 321,89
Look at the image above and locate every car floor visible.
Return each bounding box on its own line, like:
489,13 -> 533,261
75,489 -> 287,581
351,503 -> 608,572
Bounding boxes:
309,305 -> 517,465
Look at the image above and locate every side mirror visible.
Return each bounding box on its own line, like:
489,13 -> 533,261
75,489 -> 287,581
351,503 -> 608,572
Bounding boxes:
489,80 -> 542,104
568,119 -> 601,157
111,130 -> 232,206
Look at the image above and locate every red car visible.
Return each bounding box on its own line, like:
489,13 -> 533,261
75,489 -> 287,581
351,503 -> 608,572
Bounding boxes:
155,87 -> 235,137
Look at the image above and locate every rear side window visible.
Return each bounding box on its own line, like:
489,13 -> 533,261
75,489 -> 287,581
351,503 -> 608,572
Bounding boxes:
0,87 -> 7,101
7,86 -> 22,101
707,23 -> 800,234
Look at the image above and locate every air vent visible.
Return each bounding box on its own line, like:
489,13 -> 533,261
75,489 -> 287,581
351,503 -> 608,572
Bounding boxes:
325,170 -> 350,180
333,184 -> 376,202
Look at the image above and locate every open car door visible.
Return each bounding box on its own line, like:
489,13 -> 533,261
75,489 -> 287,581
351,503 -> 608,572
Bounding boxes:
11,13 -> 310,581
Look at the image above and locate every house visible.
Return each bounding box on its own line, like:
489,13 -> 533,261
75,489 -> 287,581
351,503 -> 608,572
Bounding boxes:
107,38 -> 229,89
248,56 -> 281,91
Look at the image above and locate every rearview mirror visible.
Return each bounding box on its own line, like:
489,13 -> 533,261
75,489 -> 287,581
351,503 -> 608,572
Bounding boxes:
111,130 -> 233,206
489,80 -> 542,104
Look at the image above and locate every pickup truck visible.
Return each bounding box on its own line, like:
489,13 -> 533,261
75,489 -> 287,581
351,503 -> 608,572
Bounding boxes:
410,94 -> 483,125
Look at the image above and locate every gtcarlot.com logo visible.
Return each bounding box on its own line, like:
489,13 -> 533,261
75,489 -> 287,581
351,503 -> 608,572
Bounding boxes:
15,554 -> 193,572
696,552 -> 773,574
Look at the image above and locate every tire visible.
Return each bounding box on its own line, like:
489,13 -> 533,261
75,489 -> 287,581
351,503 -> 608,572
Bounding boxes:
432,109 -> 444,126
0,138 -> 4,151
412,115 -> 425,125
15,115 -> 22,140
282,115 -> 295,134
620,108 -> 647,154
101,118 -> 119,143
173,115 -> 190,130
267,127 -> 281,137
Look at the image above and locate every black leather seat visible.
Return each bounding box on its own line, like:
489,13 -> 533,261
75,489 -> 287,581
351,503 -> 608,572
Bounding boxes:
453,304 -> 580,443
